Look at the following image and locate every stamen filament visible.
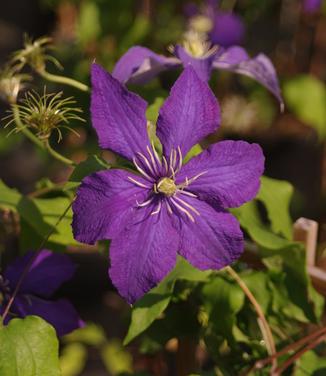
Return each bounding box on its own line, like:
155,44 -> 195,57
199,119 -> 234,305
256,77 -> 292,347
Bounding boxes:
133,157 -> 153,181
173,196 -> 200,215
151,141 -> 162,167
128,176 -> 150,189
170,198 -> 195,222
151,201 -> 162,215
137,197 -> 154,207
137,152 -> 156,177
177,189 -> 197,198
146,145 -> 159,175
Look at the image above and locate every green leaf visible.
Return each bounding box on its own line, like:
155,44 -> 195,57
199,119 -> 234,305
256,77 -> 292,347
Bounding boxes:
294,350 -> 326,376
146,97 -> 164,123
257,176 -> 293,239
0,316 -> 60,376
202,276 -> 245,343
64,322 -> 106,347
231,201 -> 290,250
184,143 -> 203,163
0,179 -> 21,210
101,339 -> 133,375
120,15 -> 150,50
124,257 -> 210,345
69,155 -> 109,184
283,75 -> 326,138
60,343 -> 87,376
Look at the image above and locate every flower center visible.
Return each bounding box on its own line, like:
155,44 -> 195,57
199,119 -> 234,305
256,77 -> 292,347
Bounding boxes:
182,31 -> 218,58
156,177 -> 176,197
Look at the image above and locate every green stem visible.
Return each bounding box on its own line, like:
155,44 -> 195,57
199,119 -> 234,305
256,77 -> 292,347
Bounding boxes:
39,70 -> 89,92
45,139 -> 76,166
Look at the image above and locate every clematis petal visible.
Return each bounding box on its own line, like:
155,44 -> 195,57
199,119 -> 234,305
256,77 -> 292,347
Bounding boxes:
175,197 -> 243,270
72,169 -> 150,245
4,250 -> 75,298
157,66 -> 220,159
210,12 -> 245,48
11,295 -> 84,337
176,140 -> 264,209
109,204 -> 179,304
91,63 -> 150,160
214,49 -> 284,108
112,46 -> 180,85
174,44 -> 217,82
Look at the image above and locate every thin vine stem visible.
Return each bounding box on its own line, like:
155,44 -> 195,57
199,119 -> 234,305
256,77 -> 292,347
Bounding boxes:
225,266 -> 277,373
39,70 -> 89,92
45,139 -> 76,166
1,202 -> 73,322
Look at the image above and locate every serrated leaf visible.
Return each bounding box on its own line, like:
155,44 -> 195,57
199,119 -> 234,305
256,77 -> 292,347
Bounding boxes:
0,316 -> 60,376
284,75 -> 326,138
124,257 -> 210,345
257,176 -> 293,239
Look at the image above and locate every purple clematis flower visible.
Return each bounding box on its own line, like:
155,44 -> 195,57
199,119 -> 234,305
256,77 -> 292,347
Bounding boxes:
303,0 -> 322,12
112,33 -> 283,109
72,64 -> 265,304
0,249 -> 84,336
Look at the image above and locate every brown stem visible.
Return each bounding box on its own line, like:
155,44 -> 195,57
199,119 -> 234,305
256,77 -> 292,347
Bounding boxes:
274,332 -> 326,375
253,325 -> 326,371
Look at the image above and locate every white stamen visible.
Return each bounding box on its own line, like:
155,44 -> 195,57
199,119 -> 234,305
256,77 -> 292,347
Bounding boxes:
170,198 -> 195,222
187,171 -> 208,185
137,197 -> 154,207
162,156 -> 169,174
177,146 -> 183,172
133,157 -> 153,180
146,145 -> 159,175
151,141 -> 162,167
166,200 -> 173,214
177,189 -> 197,198
137,152 -> 156,177
173,196 -> 200,215
151,200 -> 162,215
128,176 -> 151,189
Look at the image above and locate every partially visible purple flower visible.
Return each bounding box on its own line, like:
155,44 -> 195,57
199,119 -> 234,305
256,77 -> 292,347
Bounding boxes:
112,34 -> 283,109
0,249 -> 84,336
186,0 -> 245,48
209,12 -> 245,48
303,0 -> 322,12
72,64 -> 265,304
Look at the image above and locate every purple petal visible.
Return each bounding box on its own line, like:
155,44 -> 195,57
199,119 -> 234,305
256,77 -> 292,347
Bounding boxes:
4,250 -> 75,298
214,50 -> 284,108
109,204 -> 179,304
11,295 -> 84,337
210,12 -> 245,48
156,66 -> 220,159
176,140 -> 264,209
215,46 -> 249,65
91,63 -> 150,161
174,44 -> 217,82
175,197 -> 243,269
72,169 -> 149,245
112,46 -> 180,85
303,0 -> 322,12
